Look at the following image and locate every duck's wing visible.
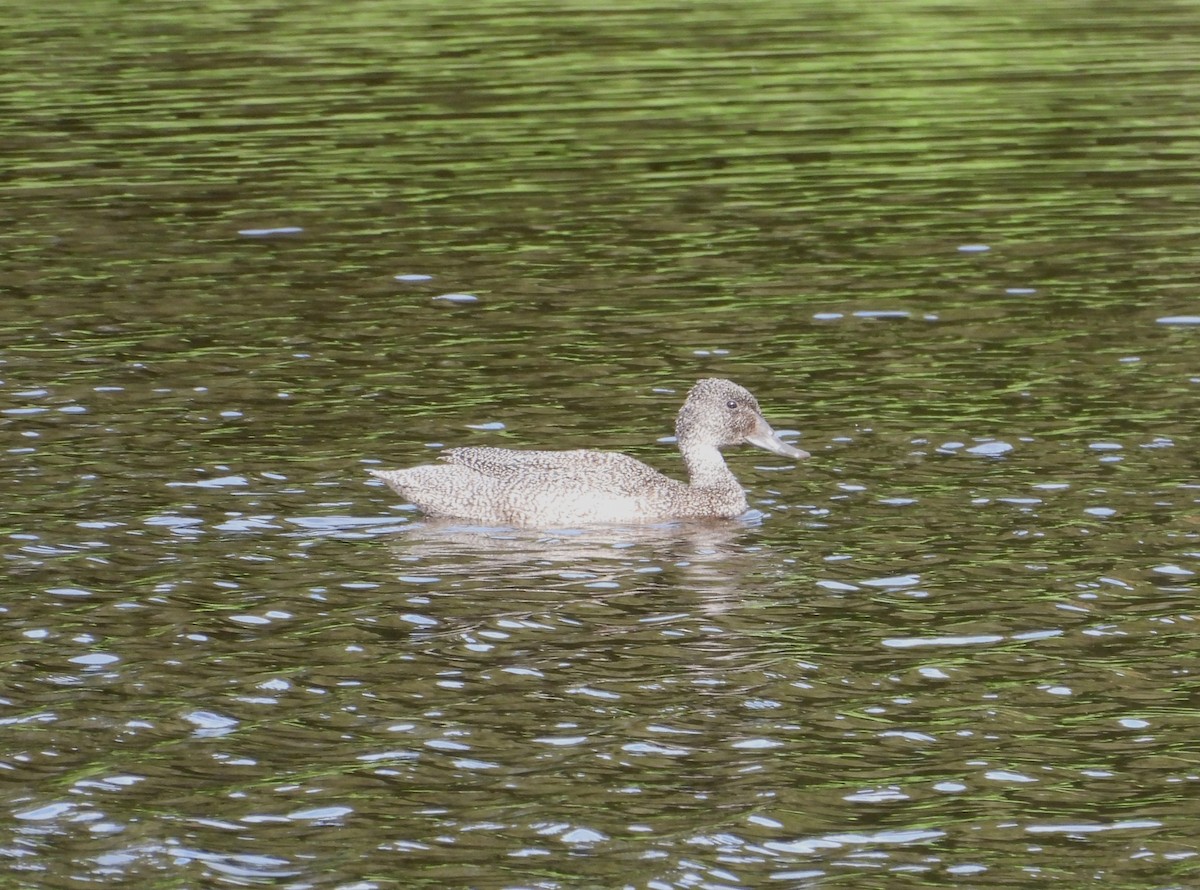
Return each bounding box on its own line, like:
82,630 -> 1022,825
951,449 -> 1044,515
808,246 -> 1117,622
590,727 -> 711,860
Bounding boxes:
442,447 -> 677,497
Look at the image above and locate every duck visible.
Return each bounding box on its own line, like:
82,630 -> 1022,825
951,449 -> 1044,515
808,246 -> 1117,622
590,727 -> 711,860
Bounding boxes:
368,377 -> 808,526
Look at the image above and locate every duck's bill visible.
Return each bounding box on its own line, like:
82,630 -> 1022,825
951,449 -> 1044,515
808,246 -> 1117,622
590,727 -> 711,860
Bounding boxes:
747,422 -> 810,460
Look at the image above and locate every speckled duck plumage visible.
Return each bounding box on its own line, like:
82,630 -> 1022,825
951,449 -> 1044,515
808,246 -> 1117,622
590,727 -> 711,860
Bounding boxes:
368,378 -> 809,526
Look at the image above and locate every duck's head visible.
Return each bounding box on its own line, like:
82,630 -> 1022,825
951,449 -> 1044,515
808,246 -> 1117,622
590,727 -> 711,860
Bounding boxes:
676,378 -> 809,459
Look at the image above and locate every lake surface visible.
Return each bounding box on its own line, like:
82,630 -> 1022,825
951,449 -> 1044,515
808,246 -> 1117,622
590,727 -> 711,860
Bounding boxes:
3,1 -> 1199,887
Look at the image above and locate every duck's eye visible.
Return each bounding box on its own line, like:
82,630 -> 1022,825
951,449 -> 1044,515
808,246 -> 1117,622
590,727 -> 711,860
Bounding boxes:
726,399 -> 738,410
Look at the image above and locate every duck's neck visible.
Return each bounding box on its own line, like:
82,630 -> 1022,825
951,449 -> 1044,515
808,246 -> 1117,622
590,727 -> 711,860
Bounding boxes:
679,439 -> 739,489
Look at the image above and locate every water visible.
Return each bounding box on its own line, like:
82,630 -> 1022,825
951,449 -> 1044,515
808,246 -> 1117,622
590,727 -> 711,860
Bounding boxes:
3,1 -> 1199,887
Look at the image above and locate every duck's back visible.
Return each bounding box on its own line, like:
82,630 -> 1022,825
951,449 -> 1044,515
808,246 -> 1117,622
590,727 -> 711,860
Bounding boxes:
444,446 -> 674,494
371,446 -> 693,525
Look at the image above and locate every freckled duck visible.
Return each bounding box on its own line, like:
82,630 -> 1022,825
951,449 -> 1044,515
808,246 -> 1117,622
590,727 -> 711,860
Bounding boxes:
368,377 -> 808,526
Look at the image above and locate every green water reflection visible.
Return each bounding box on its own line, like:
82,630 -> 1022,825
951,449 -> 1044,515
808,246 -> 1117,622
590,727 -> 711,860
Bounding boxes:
2,1 -> 1199,887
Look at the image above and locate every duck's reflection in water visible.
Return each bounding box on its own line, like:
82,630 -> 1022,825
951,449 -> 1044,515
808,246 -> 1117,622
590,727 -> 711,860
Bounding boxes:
377,515 -> 775,616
